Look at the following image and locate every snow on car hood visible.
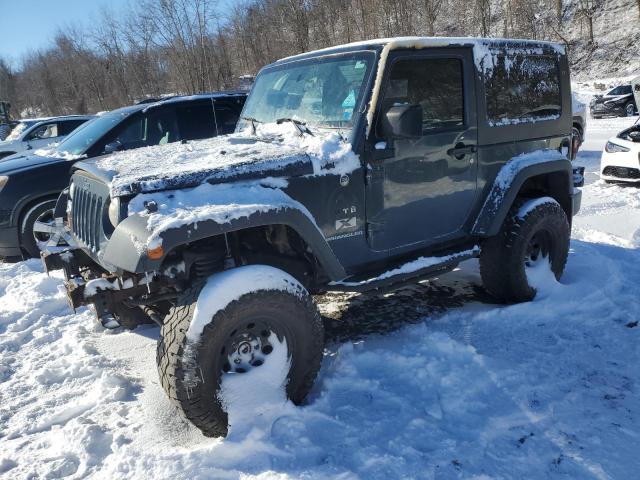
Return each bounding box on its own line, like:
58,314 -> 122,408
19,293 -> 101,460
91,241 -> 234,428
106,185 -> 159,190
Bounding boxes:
81,123 -> 361,197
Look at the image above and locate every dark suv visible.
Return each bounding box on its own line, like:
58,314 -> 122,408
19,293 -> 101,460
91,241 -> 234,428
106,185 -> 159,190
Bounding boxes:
44,37 -> 581,437
0,92 -> 246,258
591,85 -> 638,118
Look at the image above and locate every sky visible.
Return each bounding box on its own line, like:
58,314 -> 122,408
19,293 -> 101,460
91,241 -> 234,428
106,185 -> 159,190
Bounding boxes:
0,0 -> 131,64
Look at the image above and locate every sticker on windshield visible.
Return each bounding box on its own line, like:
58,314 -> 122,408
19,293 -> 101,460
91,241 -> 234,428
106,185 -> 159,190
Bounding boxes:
354,61 -> 366,69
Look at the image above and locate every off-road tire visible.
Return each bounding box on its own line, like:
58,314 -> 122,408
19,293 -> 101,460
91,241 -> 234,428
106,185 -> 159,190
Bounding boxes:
479,197 -> 570,302
20,199 -> 57,258
156,279 -> 324,437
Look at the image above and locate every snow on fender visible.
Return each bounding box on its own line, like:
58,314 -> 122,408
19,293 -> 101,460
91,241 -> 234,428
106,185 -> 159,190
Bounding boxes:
185,264 -> 308,343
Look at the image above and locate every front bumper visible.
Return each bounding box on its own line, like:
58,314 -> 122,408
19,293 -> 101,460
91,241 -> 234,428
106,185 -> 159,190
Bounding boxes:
0,225 -> 21,257
600,150 -> 640,182
591,104 -> 626,117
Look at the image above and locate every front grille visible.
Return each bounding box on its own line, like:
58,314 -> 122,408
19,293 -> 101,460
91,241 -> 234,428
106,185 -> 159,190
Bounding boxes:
603,166 -> 640,179
69,174 -> 110,253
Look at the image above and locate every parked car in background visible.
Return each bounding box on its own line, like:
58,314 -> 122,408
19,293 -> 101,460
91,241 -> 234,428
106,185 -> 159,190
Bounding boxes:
600,119 -> 640,183
0,101 -> 11,141
0,91 -> 246,258
572,93 -> 587,159
591,85 -> 638,118
0,115 -> 94,160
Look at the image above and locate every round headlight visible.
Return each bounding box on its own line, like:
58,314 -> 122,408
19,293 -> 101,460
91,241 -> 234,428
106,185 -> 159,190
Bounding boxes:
108,197 -> 121,227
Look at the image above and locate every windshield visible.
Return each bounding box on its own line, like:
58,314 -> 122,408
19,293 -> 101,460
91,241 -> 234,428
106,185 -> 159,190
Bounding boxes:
55,112 -> 126,156
5,121 -> 35,142
239,51 -> 375,131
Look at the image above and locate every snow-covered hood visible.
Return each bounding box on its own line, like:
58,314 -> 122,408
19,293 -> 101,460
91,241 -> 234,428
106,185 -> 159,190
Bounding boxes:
76,123 -> 360,198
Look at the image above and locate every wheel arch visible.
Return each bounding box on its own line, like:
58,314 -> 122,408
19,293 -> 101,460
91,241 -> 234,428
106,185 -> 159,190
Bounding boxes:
472,155 -> 573,237
103,206 -> 347,283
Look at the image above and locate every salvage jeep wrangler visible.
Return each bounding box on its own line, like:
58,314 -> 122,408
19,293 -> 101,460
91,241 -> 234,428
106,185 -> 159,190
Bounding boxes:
43,37 -> 582,437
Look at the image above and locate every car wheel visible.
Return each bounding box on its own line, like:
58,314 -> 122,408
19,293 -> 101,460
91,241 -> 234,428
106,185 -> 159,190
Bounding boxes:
479,197 -> 570,302
20,199 -> 59,258
571,126 -> 582,159
625,102 -> 636,117
156,266 -> 324,437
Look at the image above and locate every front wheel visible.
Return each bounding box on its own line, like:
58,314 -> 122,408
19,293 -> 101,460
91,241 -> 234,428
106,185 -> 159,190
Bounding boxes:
479,197 -> 570,302
20,199 -> 59,258
156,265 -> 324,437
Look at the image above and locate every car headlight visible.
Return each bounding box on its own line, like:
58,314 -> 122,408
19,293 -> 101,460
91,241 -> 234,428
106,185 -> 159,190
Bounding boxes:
0,176 -> 8,193
108,197 -> 121,227
605,141 -> 630,153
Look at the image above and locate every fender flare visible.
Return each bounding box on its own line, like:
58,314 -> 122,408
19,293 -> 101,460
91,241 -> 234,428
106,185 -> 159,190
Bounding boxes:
102,206 -> 347,280
471,152 -> 572,237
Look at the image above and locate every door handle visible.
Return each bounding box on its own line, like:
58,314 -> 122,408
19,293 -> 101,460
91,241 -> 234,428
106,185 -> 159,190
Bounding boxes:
447,143 -> 477,159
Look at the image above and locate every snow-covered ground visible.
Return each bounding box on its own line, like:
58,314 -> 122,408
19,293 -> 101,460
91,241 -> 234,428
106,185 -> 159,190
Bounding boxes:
1,116 -> 640,479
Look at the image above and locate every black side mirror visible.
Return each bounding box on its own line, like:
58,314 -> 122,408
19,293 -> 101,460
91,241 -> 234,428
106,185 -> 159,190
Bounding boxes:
104,141 -> 123,154
381,104 -> 423,140
629,131 -> 640,143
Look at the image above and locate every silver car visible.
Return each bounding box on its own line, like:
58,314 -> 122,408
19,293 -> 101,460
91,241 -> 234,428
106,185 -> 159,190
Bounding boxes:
0,115 -> 94,160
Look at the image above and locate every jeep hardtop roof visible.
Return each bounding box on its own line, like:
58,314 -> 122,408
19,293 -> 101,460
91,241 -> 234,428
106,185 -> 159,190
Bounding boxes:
276,36 -> 565,65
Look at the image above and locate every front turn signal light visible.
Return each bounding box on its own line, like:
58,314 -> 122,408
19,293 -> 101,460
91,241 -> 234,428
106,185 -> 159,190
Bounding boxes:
146,245 -> 164,260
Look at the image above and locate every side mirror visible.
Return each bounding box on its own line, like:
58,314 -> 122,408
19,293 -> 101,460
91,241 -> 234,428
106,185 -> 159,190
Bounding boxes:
25,143 -> 32,150
104,141 -> 122,154
380,104 -> 423,140
629,131 -> 640,142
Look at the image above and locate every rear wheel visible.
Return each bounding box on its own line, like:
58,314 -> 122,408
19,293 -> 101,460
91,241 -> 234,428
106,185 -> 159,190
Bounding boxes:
479,197 -> 570,302
156,266 -> 324,437
625,102 -> 636,117
20,199 -> 59,258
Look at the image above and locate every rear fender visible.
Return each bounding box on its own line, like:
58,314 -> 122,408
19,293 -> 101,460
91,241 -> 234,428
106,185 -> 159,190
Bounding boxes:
472,150 -> 572,237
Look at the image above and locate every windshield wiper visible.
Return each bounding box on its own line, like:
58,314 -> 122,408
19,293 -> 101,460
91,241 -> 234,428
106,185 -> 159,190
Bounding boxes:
241,116 -> 262,135
276,118 -> 314,137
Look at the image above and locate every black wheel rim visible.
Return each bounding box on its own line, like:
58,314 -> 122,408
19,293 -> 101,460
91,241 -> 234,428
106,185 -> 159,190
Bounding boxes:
525,229 -> 553,268
221,318 -> 283,374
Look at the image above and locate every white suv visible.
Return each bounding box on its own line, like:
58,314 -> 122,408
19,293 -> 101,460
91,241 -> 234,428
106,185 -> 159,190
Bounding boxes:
0,115 -> 93,160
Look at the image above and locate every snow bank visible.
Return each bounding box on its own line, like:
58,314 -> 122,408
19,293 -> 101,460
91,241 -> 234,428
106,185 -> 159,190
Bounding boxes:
3,119 -> 640,479
94,122 -> 361,197
128,179 -> 318,249
219,334 -> 292,438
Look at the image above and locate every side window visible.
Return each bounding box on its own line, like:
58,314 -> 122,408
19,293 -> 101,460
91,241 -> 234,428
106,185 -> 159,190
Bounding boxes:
176,103 -> 217,140
621,85 -> 632,95
99,109 -> 179,153
484,54 -> 561,126
380,57 -> 464,134
213,104 -> 240,135
27,123 -> 59,140
58,119 -> 87,136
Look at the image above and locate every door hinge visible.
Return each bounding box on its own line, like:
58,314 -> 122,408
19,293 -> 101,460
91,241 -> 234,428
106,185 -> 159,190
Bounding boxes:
365,164 -> 385,186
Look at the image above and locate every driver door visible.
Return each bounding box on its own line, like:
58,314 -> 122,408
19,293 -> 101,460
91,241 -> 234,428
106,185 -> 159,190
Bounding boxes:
365,48 -> 478,252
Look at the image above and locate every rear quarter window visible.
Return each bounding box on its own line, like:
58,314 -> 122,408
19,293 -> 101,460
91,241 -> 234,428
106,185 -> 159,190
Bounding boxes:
483,54 -> 561,126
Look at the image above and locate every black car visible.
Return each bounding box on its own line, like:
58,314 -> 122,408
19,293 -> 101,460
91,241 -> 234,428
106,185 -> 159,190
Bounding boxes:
0,91 -> 246,258
591,85 -> 638,118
